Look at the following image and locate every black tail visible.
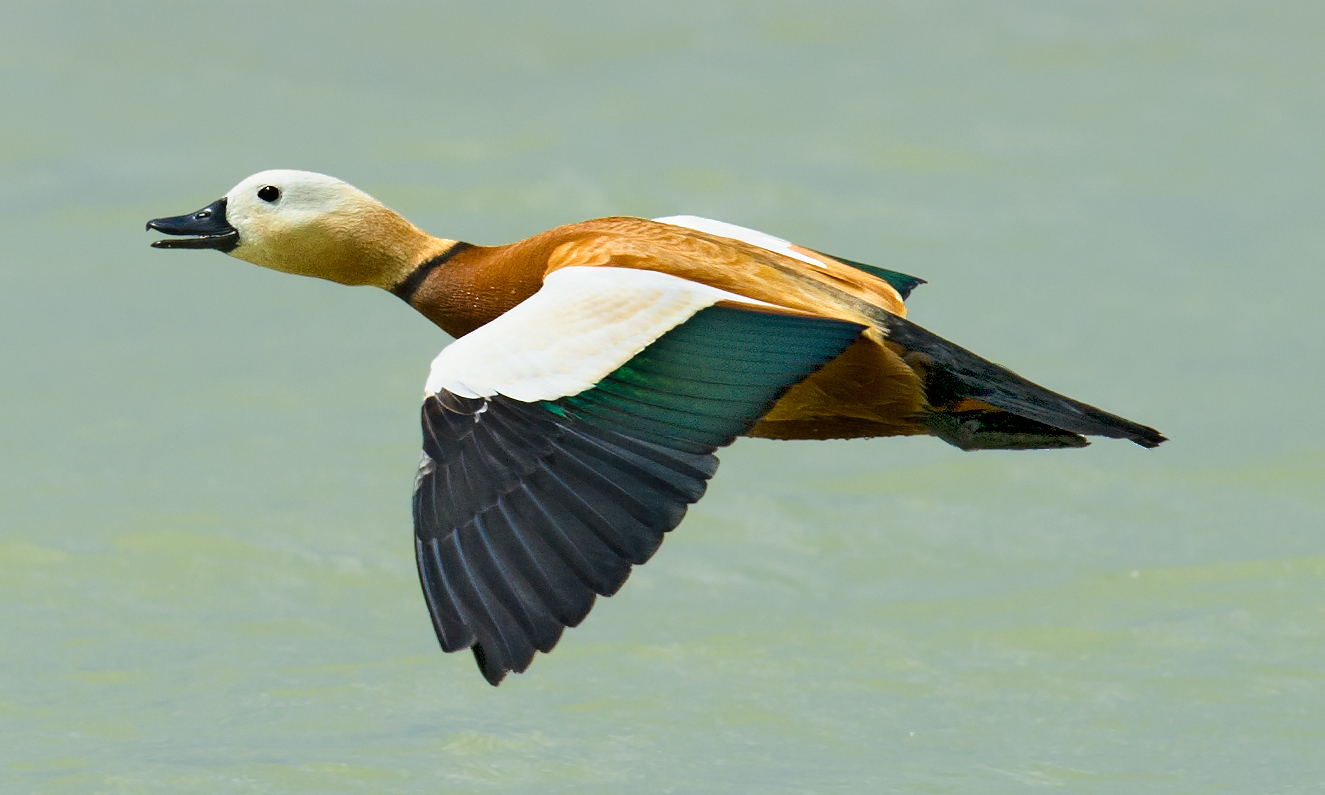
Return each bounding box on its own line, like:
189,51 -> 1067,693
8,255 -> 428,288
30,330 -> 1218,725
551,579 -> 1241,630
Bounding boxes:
871,311 -> 1166,450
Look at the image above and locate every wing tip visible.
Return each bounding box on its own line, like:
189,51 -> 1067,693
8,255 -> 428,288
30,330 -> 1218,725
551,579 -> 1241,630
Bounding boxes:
472,642 -> 509,686
1129,428 -> 1168,449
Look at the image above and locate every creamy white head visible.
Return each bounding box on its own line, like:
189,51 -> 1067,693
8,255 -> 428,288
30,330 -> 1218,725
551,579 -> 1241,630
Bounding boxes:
149,169 -> 455,290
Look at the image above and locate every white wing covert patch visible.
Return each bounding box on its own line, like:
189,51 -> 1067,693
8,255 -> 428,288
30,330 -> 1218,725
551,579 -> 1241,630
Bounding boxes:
424,266 -> 769,402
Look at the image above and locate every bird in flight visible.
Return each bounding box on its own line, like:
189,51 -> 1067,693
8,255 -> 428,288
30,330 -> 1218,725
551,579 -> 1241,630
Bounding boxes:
148,170 -> 1164,685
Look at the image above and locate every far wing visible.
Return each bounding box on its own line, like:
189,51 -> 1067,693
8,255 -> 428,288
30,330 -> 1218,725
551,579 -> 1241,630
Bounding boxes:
654,215 -> 927,299
414,266 -> 865,684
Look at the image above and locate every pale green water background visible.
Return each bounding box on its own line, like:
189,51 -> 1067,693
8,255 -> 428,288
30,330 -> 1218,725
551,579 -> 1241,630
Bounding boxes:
2,1 -> 1322,792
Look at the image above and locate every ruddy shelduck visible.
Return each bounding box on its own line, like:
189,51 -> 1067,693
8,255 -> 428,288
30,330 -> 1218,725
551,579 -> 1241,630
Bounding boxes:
148,170 -> 1165,685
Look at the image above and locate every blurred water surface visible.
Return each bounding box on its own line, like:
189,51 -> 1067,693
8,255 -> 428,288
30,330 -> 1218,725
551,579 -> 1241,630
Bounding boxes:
1,1 -> 1322,792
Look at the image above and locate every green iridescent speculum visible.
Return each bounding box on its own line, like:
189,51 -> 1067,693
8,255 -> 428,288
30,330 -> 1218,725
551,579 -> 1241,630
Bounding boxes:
544,305 -> 866,451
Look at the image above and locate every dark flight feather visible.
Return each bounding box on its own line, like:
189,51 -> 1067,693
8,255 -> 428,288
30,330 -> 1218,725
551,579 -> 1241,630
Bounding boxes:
869,310 -> 1166,449
413,305 -> 865,684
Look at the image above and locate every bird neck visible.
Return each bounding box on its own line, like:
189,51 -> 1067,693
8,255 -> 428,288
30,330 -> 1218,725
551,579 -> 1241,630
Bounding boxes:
392,238 -> 551,339
339,207 -> 460,290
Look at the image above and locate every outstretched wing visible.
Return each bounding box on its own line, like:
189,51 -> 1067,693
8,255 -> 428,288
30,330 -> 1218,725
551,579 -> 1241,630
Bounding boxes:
414,266 -> 865,684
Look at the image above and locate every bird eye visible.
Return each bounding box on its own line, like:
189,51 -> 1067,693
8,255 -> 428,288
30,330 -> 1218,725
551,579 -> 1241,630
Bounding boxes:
257,185 -> 280,203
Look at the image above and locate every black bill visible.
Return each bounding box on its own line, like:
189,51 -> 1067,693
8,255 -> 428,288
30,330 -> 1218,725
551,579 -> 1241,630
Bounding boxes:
146,198 -> 239,251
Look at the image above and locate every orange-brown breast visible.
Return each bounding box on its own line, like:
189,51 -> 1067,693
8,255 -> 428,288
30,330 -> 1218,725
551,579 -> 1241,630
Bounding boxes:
407,225 -> 599,338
